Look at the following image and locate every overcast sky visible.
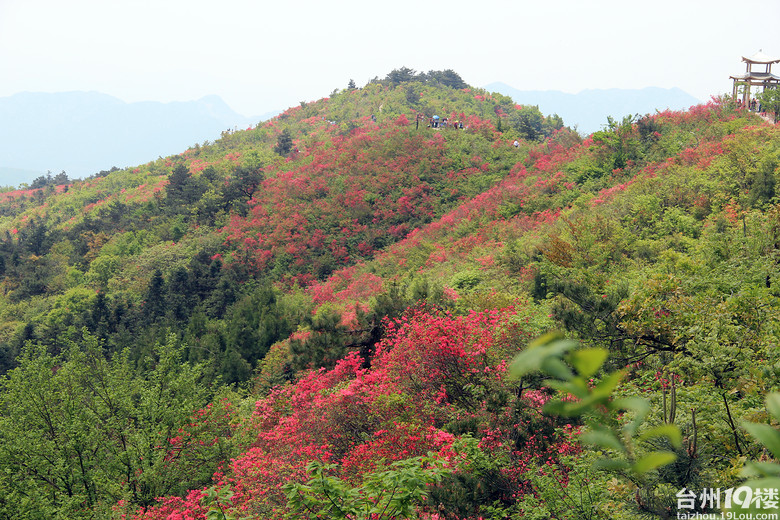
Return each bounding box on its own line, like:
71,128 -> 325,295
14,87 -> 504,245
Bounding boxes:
2,0 -> 778,118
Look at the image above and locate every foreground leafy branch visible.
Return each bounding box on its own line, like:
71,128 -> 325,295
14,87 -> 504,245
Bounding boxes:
511,333 -> 780,518
508,332 -> 681,482
735,392 -> 780,516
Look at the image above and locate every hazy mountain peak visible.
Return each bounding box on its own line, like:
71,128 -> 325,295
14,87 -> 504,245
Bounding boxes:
484,82 -> 703,134
0,91 -> 255,183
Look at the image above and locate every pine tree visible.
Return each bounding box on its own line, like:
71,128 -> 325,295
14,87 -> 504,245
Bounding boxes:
143,270 -> 166,323
273,129 -> 294,156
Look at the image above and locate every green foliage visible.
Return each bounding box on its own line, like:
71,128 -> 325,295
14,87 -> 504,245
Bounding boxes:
273,129 -> 294,156
381,67 -> 467,90
427,436 -> 517,518
515,452 -> 628,520
449,269 -> 482,292
0,332 -> 225,518
590,115 -> 640,173
385,66 -> 418,86
509,333 -> 681,479
222,284 -> 293,381
508,105 -> 544,141
222,165 -> 264,214
166,163 -> 206,209
30,170 -> 69,189
290,278 -> 445,371
509,332 -> 780,517
424,69 -> 468,89
289,305 -> 350,370
203,485 -> 239,520
748,152 -> 778,207
0,71 -> 779,519
283,455 -> 449,520
734,392 -> 780,517
758,87 -> 780,123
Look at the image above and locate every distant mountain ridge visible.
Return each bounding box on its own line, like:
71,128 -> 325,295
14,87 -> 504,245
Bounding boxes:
0,85 -> 704,187
0,92 -> 267,185
485,83 -> 704,134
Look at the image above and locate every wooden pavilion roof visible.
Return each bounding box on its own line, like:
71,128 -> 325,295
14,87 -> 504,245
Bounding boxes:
743,50 -> 780,64
730,71 -> 780,82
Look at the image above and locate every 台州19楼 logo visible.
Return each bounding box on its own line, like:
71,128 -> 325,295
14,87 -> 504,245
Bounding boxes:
676,487 -> 779,519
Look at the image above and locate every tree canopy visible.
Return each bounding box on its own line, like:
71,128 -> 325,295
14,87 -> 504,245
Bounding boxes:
0,72 -> 778,519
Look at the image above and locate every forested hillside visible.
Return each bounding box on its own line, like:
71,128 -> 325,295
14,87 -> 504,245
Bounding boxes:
0,69 -> 778,519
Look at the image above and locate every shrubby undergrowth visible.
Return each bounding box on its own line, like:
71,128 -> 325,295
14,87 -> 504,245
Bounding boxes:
0,70 -> 778,518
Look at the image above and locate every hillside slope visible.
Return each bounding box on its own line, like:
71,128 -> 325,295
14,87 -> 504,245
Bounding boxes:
0,71 -> 778,519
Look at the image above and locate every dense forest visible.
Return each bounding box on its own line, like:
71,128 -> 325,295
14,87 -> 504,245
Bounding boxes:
0,69 -> 779,519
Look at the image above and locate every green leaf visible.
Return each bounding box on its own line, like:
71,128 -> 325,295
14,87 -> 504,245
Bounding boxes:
767,393 -> 780,421
546,379 -> 589,399
580,427 -> 626,453
540,356 -> 574,381
568,348 -> 608,378
742,422 -> 780,460
741,460 -> 780,478
527,331 -> 566,349
542,399 -> 570,416
591,370 -> 625,399
638,424 -> 682,448
545,393 -> 596,418
631,451 -> 677,474
508,333 -> 578,379
612,397 -> 651,437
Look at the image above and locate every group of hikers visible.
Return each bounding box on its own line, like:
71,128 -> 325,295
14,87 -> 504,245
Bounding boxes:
410,113 -> 467,130
423,115 -> 465,129
738,98 -> 763,112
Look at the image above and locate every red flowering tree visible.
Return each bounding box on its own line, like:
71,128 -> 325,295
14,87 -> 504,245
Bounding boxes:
127,303 -> 579,519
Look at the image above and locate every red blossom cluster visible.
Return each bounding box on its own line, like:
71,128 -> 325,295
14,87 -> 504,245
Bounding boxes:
222,124 -> 477,278
125,304 -> 579,519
